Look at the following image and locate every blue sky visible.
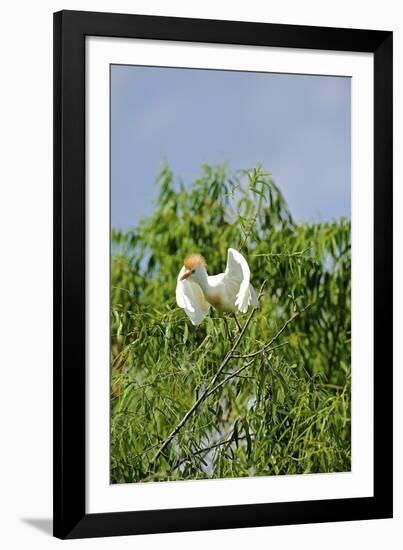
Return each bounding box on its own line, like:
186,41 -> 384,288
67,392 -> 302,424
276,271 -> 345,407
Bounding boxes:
111,65 -> 350,229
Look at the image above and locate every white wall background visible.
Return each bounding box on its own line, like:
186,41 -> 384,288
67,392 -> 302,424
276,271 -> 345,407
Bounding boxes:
0,0 -> 400,548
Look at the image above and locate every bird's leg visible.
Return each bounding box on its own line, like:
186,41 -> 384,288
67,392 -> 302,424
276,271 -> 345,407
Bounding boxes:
232,313 -> 242,334
223,316 -> 233,341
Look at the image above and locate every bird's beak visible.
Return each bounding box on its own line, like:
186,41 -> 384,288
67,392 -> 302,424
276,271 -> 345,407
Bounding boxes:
180,270 -> 191,281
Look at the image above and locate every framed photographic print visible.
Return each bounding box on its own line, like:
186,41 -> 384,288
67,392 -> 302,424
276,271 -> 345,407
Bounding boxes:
53,10 -> 393,539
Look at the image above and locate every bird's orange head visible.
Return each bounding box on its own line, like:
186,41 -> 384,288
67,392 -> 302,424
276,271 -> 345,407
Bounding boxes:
181,254 -> 206,280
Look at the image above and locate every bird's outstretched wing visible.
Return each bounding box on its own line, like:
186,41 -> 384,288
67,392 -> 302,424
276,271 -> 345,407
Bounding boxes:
223,248 -> 258,313
176,267 -> 211,326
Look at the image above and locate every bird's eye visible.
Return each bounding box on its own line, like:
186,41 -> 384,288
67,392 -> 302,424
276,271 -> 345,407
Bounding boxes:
191,269 -> 195,274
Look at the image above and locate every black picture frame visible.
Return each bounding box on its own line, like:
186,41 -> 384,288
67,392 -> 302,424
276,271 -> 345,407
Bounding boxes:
53,9 -> 393,540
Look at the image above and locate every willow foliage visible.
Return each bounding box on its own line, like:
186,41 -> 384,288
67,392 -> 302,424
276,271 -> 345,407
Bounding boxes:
111,164 -> 351,483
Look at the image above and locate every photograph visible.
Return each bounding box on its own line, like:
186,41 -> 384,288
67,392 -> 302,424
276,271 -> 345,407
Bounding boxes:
110,64 -> 352,484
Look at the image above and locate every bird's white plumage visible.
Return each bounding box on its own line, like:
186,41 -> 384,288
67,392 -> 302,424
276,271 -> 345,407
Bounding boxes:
223,248 -> 258,313
176,248 -> 258,325
176,267 -> 211,325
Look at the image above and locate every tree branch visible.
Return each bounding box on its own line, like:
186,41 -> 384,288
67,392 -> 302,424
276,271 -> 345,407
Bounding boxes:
149,285 -> 310,469
151,281 -> 266,465
150,283 -> 266,466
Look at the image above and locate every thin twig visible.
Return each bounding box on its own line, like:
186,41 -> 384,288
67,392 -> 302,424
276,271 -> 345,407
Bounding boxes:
231,340 -> 289,359
221,371 -> 255,380
173,435 -> 247,471
252,247 -> 313,258
205,309 -> 309,403
204,359 -> 256,398
238,214 -> 258,252
233,313 -> 242,333
206,336 -> 293,396
230,304 -> 311,360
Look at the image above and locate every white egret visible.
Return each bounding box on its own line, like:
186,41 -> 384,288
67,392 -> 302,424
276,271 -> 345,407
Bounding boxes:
176,248 -> 258,326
